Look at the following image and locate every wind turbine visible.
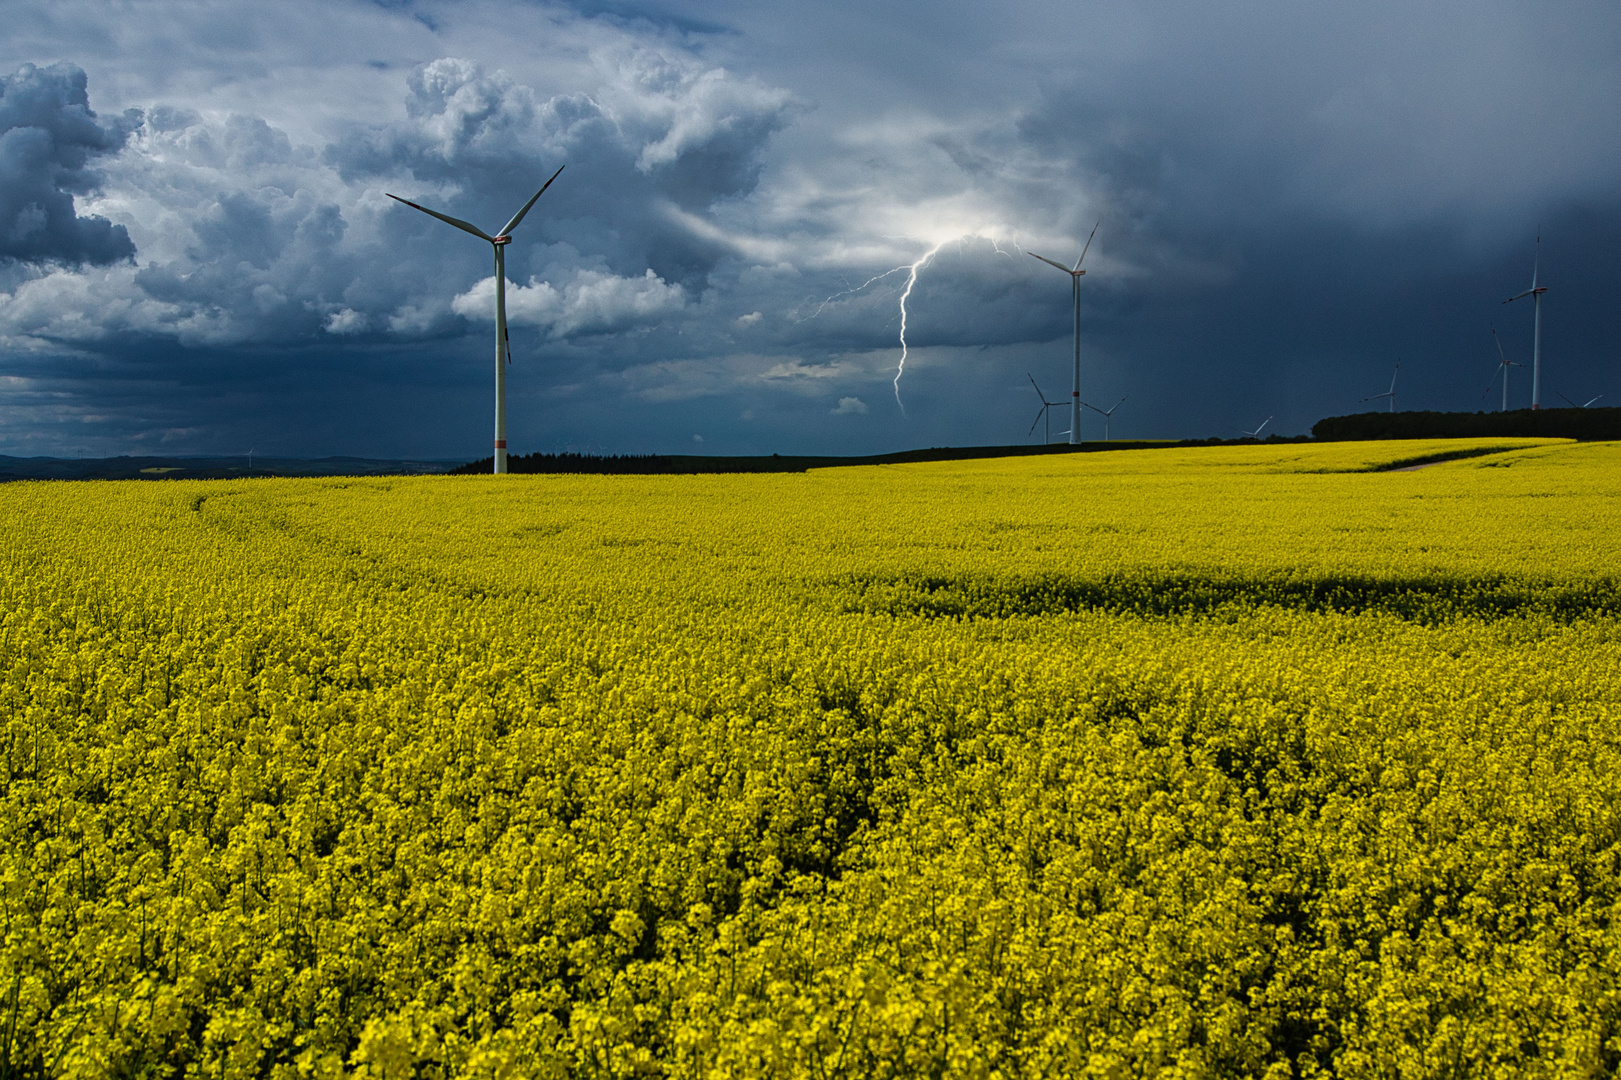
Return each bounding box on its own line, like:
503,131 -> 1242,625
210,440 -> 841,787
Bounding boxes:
1485,328 -> 1520,412
1082,395 -> 1128,441
1503,232 -> 1548,409
1026,374 -> 1067,444
1361,361 -> 1399,413
1557,391 -> 1602,408
1028,221 -> 1099,445
1236,416 -> 1273,440
387,164 -> 565,474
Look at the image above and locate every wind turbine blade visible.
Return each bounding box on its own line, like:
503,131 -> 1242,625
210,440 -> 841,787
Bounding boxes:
1028,251 -> 1075,274
1531,230 -> 1540,290
1503,289 -> 1532,304
1587,396 -> 1603,407
1028,373 -> 1047,400
386,194 -> 495,241
1557,391 -> 1577,408
1492,327 -> 1507,365
499,164 -> 565,237
1389,363 -> 1399,394
1072,221 -> 1100,272
1029,409 -> 1045,437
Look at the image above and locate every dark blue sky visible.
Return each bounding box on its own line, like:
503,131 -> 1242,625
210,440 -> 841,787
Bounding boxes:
2,0 -> 1618,458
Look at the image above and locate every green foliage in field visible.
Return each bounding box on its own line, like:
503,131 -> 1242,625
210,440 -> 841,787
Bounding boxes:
4,438 -> 1621,1078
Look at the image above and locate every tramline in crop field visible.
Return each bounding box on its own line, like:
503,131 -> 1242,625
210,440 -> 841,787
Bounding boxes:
4,438 -> 1621,1078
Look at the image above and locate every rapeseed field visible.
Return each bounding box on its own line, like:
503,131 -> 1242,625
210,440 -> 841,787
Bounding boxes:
4,437 -> 1620,1078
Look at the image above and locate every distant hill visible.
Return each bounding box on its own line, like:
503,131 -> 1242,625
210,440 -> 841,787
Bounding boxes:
1314,408 -> 1621,441
0,455 -> 460,482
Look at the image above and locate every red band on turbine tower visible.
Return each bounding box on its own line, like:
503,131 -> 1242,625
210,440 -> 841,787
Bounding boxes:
494,440 -> 507,448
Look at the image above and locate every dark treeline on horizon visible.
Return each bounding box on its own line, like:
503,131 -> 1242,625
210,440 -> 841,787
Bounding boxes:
456,411 -> 1621,475
1313,408 -> 1621,441
451,439 -> 1311,475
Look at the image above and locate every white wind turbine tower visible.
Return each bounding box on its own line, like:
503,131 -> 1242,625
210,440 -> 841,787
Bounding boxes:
1082,395 -> 1127,441
1024,374 -> 1076,441
1486,328 -> 1520,412
388,165 -> 565,474
1502,233 -> 1548,409
1028,221 -> 1099,445
1027,374 -> 1068,444
1361,361 -> 1399,413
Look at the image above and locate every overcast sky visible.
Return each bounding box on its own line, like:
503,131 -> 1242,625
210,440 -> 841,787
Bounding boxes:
2,0 -> 1617,459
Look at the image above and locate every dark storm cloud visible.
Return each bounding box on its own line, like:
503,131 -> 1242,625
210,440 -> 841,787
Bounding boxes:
0,37 -> 802,457
0,62 -> 138,265
328,55 -> 790,290
3,0 -> 1620,459
987,0 -> 1621,436
557,0 -> 734,37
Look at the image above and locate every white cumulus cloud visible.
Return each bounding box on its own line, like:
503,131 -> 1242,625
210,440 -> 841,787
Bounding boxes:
324,308 -> 367,334
452,268 -> 685,338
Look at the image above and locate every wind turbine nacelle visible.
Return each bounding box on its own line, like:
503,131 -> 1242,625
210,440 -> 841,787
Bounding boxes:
493,235 -> 513,246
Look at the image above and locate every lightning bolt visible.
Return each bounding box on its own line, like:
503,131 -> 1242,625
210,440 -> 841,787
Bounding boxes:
893,242 -> 945,413
801,236 -> 1007,414
800,265 -> 911,322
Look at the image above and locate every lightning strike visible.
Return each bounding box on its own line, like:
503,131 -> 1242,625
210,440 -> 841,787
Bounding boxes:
801,235 -> 1008,414
893,242 -> 945,413
799,265 -> 912,322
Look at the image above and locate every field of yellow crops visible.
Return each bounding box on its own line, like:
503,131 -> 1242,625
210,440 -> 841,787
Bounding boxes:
4,437 -> 1621,1078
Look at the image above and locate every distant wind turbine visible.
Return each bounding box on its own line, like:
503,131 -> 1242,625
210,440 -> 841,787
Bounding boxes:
1485,328 -> 1520,412
1028,221 -> 1099,445
1503,232 -> 1548,409
1082,395 -> 1128,441
1026,374 -> 1067,444
1361,361 -> 1399,413
1557,391 -> 1602,408
388,164 -> 565,474
1236,416 -> 1273,440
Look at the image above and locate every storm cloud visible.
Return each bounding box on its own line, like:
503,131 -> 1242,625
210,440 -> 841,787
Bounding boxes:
0,62 -> 137,266
328,53 -> 791,289
0,0 -> 1617,458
